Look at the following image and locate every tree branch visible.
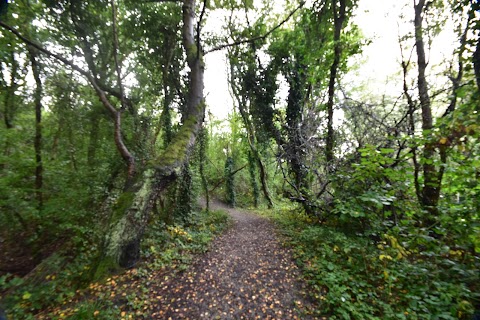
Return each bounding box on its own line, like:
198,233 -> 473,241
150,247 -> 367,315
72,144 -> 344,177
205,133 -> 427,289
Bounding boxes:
0,20 -> 136,182
208,163 -> 247,194
205,1 -> 305,54
196,0 -> 207,59
110,0 -> 127,111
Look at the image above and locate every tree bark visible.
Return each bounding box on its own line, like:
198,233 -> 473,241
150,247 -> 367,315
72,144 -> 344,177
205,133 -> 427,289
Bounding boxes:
414,0 -> 440,212
325,0 -> 346,167
285,65 -> 307,194
28,47 -> 44,211
474,33 -> 480,92
3,51 -> 17,130
198,126 -> 210,211
238,108 -> 274,209
1,51 -> 18,171
100,0 -> 206,269
0,0 -> 206,270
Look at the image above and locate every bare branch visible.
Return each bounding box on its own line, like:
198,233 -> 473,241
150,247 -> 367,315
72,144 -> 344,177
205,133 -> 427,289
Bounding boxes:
205,1 -> 305,54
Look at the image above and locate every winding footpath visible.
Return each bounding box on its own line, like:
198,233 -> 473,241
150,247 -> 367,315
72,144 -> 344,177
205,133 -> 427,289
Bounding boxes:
150,201 -> 313,319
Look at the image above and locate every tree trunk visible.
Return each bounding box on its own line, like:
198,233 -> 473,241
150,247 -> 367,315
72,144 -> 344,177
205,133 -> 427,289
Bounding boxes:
473,33 -> 480,92
28,47 -> 44,211
99,0 -> 205,270
198,126 -> 210,211
238,110 -> 274,209
325,0 -> 346,167
414,0 -> 440,213
286,65 -> 307,192
3,51 -> 17,130
247,151 -> 260,208
1,51 -> 18,171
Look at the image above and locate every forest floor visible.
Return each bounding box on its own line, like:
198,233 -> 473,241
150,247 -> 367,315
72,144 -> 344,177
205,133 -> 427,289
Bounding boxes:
9,200 -> 318,319
148,200 -> 315,319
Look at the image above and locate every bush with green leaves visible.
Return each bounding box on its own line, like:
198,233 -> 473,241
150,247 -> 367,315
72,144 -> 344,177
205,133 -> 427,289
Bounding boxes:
261,205 -> 479,319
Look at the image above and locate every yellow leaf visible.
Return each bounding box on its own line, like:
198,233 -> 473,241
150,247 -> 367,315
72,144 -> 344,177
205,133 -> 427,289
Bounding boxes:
22,292 -> 31,300
439,137 -> 448,145
94,310 -> 100,316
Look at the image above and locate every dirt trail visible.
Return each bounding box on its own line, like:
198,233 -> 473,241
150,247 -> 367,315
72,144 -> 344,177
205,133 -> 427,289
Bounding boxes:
150,201 -> 313,319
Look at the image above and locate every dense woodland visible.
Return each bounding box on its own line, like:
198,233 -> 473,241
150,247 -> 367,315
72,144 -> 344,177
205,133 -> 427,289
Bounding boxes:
0,0 -> 479,318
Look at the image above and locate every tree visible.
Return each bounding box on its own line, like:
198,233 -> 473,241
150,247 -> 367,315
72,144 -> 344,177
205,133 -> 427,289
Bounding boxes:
0,0 -> 206,269
228,48 -> 275,208
398,0 -> 478,220
28,47 -> 44,211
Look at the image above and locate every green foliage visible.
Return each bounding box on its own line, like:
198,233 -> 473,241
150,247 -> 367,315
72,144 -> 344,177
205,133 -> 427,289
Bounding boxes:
261,207 -> 479,319
1,208 -> 230,319
1,0 -> 480,319
174,163 -> 194,220
143,208 -> 230,269
329,145 -> 413,232
224,156 -> 236,207
247,151 -> 260,208
1,250 -> 99,319
209,0 -> 254,10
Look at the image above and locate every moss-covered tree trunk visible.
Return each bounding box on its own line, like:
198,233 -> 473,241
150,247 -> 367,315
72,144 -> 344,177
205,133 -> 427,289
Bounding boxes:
0,0 -> 205,271
100,0 -> 205,270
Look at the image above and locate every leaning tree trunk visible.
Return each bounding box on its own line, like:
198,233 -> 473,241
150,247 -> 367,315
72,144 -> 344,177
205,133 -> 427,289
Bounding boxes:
0,0 -> 205,271
100,0 -> 205,270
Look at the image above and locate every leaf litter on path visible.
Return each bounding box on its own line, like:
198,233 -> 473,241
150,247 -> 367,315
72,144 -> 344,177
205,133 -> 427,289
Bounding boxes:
149,201 -> 315,319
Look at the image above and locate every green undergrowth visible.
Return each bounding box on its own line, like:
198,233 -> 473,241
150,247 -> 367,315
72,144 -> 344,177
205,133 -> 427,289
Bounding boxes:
257,206 -> 479,320
1,208 -> 230,319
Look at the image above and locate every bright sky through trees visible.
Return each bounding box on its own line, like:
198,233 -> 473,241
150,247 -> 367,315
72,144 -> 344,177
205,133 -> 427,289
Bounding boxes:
204,0 -> 459,119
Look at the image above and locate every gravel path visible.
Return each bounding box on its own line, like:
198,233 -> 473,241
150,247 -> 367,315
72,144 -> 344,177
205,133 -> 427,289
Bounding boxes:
150,201 -> 313,319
